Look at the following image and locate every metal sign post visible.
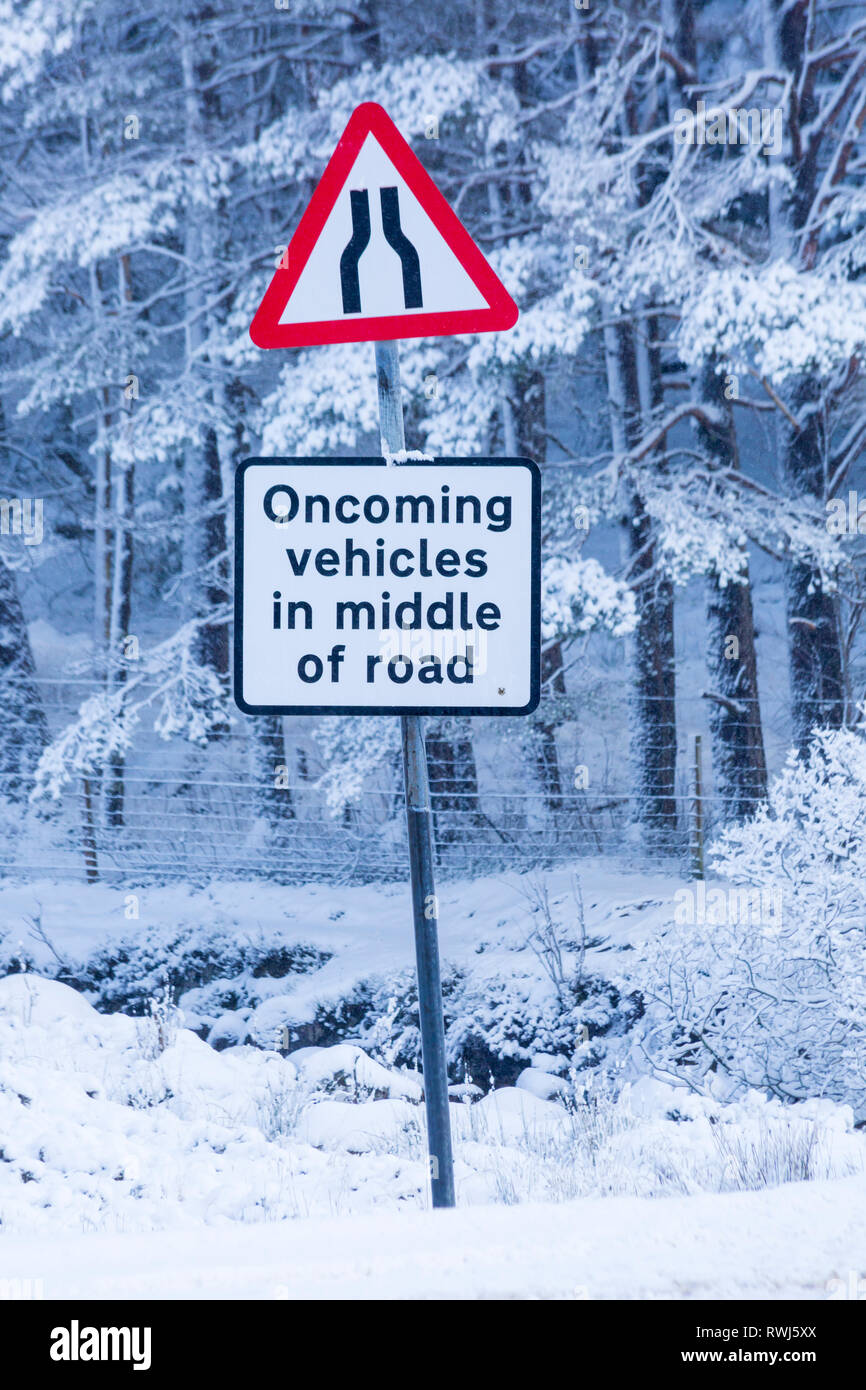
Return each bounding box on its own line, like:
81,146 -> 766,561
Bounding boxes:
374,339 -> 455,1209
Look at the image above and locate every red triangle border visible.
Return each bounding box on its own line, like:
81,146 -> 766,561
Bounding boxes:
249,102 -> 519,349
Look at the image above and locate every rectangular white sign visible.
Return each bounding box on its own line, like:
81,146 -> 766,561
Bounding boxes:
234,458 -> 540,715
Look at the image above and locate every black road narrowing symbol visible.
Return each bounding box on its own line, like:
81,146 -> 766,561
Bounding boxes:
340,189 -> 371,315
380,187 -> 422,309
339,186 -> 423,315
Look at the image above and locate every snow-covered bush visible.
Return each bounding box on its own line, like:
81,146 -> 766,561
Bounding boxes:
0,920 -> 333,1046
279,959 -> 638,1088
631,724 -> 866,1116
447,970 -> 638,1087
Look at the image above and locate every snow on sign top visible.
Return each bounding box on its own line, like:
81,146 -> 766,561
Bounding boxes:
249,103 -> 518,348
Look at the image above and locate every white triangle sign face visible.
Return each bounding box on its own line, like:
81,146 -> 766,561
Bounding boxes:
250,103 -> 518,348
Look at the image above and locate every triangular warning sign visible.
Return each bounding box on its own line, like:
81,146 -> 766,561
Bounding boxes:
249,103 -> 518,349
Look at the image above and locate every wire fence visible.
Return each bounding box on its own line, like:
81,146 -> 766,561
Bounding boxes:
0,673 -> 800,887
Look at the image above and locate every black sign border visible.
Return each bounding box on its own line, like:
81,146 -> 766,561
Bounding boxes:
234,457 -> 541,717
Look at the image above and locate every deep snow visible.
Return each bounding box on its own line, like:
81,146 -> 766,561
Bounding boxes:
1,970 -> 864,1300
4,1176 -> 866,1301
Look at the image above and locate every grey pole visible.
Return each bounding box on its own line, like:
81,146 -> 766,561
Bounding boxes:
374,339 -> 456,1209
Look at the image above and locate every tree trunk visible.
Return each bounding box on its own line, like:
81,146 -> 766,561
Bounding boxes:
425,721 -> 481,856
704,573 -> 768,822
181,21 -> 230,685
537,642 -> 565,810
584,13 -> 680,855
764,0 -> 845,749
191,425 -> 230,676
106,256 -> 135,827
783,378 -> 844,748
93,383 -> 113,667
627,505 -> 678,851
665,0 -> 767,819
510,363 -> 567,809
605,319 -> 679,851
105,449 -> 134,826
0,558 -> 49,803
0,395 -> 50,807
694,370 -> 768,822
251,714 -> 295,838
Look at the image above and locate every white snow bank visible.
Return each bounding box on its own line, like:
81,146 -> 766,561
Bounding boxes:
3,1175 -> 866,1300
0,975 -> 425,1235
516,1066 -> 570,1100
1,974 -> 863,1252
288,1043 -> 423,1101
296,1098 -> 421,1152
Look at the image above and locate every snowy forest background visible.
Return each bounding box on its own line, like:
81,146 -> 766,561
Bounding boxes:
1,0 -> 866,1255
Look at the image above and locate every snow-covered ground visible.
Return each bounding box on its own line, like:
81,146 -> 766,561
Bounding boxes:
5,1176 -> 866,1301
1,967 -> 864,1299
0,860 -> 673,1027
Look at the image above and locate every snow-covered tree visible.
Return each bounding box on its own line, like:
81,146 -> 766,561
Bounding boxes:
632,717 -> 866,1115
